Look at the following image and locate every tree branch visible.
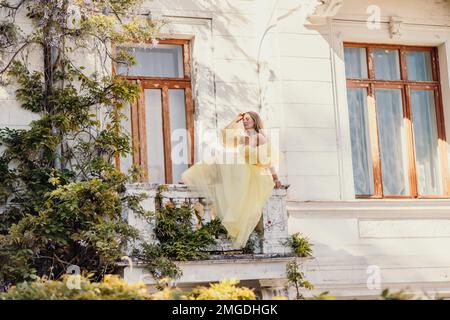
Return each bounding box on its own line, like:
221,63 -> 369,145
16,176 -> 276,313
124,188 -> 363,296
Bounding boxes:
0,39 -> 33,74
0,0 -> 27,11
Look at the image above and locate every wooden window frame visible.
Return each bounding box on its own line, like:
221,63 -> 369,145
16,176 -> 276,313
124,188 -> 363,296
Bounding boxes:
345,42 -> 449,199
112,39 -> 195,183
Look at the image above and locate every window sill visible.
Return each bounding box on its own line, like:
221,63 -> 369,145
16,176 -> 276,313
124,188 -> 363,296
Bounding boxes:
287,198 -> 450,218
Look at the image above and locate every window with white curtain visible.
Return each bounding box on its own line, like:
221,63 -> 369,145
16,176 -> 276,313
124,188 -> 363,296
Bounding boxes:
116,44 -> 184,78
344,44 -> 448,198
115,40 -> 194,184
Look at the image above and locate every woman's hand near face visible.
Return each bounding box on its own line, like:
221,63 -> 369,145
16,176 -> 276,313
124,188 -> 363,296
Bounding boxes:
235,113 -> 245,123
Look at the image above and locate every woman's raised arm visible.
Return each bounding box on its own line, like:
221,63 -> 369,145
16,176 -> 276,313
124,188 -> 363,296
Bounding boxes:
220,113 -> 244,148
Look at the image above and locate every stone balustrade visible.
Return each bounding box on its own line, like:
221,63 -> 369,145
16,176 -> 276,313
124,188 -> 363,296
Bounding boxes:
124,183 -> 292,255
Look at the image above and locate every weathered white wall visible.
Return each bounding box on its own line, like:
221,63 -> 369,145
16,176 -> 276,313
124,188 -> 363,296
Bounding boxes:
285,0 -> 450,298
266,1 -> 340,201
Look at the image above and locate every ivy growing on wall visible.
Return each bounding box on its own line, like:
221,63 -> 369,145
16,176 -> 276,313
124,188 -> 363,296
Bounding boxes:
0,0 -> 162,289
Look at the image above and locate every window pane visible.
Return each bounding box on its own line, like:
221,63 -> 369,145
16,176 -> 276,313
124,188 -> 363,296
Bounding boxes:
344,48 -> 368,79
410,90 -> 442,195
347,88 -> 374,195
117,44 -> 184,78
375,89 -> 409,195
406,51 -> 433,81
374,49 -> 401,80
169,89 -> 188,184
145,89 -> 165,184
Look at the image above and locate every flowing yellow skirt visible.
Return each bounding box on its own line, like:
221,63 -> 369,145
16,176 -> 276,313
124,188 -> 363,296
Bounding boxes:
181,148 -> 274,248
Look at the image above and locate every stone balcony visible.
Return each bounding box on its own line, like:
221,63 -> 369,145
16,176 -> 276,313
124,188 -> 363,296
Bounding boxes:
120,183 -> 305,299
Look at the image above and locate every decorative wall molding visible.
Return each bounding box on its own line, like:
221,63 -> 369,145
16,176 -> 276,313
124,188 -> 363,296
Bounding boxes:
389,16 -> 403,39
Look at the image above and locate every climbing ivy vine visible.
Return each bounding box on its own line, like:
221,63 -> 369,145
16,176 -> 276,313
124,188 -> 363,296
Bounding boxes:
0,0 -> 162,289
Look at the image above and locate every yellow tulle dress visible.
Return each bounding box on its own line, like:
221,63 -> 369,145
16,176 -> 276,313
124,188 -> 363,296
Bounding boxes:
181,122 -> 275,248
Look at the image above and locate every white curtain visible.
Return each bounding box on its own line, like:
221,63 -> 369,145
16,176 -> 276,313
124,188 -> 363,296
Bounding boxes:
374,49 -> 400,80
406,51 -> 432,81
411,90 -> 442,195
347,88 -> 374,195
375,89 -> 409,195
145,89 -> 165,184
117,44 -> 183,78
344,48 -> 368,79
169,89 -> 188,184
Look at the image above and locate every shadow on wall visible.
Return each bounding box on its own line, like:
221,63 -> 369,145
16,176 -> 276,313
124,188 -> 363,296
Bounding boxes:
154,0 -> 280,125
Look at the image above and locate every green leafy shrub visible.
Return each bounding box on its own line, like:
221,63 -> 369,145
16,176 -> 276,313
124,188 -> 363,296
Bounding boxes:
0,0 -> 159,288
0,275 -> 256,300
133,202 -> 227,280
186,279 -> 256,300
311,291 -> 335,300
0,171 -> 148,286
0,274 -> 152,300
380,288 -> 413,300
286,260 -> 313,300
284,233 -> 313,257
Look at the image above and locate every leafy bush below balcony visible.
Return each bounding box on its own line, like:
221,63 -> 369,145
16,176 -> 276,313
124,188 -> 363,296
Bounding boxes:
0,275 -> 256,300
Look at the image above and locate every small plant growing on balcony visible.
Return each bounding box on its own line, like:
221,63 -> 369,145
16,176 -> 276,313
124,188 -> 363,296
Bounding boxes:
284,233 -> 313,257
286,260 -> 313,300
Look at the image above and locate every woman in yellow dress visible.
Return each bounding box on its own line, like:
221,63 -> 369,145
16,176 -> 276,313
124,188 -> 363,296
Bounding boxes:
181,111 -> 281,248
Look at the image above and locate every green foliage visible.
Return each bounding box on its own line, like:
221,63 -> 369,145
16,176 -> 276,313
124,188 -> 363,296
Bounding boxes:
241,231 -> 260,254
284,232 -> 313,257
311,291 -> 335,300
2,275 -> 440,301
0,275 -> 256,300
133,202 -> 227,280
0,274 -> 152,300
380,288 -> 412,300
0,21 -> 19,49
286,260 -> 313,300
282,232 -> 315,299
0,0 -> 161,65
151,278 -> 256,300
186,279 -> 256,300
0,171 -> 148,286
0,0 -> 160,289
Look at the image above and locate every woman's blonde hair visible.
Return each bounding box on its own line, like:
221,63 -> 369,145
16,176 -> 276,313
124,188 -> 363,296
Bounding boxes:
244,111 -> 264,134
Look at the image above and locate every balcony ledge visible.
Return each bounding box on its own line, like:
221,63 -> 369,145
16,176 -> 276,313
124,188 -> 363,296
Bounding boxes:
120,255 -> 312,286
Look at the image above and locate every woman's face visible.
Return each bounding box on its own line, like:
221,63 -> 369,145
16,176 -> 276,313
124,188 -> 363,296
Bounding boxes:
242,113 -> 255,130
